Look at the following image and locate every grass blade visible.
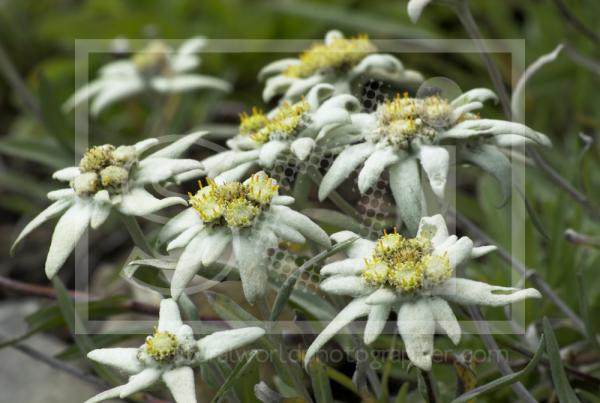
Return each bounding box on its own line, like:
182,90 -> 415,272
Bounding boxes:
452,336 -> 545,403
308,358 -> 334,403
543,317 -> 581,403
209,350 -> 259,403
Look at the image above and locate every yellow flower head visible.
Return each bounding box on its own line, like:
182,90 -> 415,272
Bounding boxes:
243,100 -> 311,144
284,34 -> 376,78
188,173 -> 278,227
74,144 -> 137,195
362,229 -> 452,293
132,40 -> 170,75
145,328 -> 178,361
240,107 -> 270,138
371,93 -> 458,149
79,145 -> 115,173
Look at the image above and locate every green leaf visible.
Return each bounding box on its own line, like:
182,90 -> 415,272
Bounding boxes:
302,208 -> 365,233
452,336 -> 545,403
394,383 -> 409,403
308,358 -> 334,403
0,137 -> 71,169
543,318 -> 581,403
209,350 -> 259,403
269,235 -> 358,321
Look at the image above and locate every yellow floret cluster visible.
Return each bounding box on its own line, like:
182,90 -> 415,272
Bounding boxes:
145,329 -> 178,362
239,100 -> 310,144
371,93 -> 465,149
188,172 -> 279,227
72,144 -> 137,195
284,34 -> 376,78
132,40 -> 171,76
362,229 -> 452,292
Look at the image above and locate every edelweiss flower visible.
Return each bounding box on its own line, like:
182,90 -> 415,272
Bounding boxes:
156,172 -> 330,303
318,89 -> 551,233
64,38 -> 231,116
11,134 -> 205,278
407,0 -> 434,23
202,84 -> 361,182
304,214 -> 541,370
259,30 -> 422,103
84,298 -> 265,403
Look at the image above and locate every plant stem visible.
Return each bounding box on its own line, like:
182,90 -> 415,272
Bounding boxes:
450,0 -> 512,118
468,306 -> 537,403
453,210 -> 586,335
120,214 -> 155,257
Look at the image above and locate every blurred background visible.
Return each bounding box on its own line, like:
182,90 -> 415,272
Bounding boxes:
1,0 -> 600,401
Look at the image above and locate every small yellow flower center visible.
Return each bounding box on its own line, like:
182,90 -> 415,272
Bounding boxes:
188,172 -> 279,227
240,100 -> 310,144
371,93 -> 469,150
362,230 -> 452,292
73,144 -> 137,195
145,329 -> 178,361
132,40 -> 171,76
284,34 -> 376,78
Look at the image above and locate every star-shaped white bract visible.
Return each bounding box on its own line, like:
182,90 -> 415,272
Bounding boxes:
304,214 -> 541,371
155,171 -> 331,304
11,133 -> 206,278
64,38 -> 231,116
202,84 -> 362,182
318,89 -> 551,233
84,298 -> 265,403
259,30 -> 422,104
407,0 -> 434,23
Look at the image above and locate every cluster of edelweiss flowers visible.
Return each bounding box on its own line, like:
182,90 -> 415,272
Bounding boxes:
11,28 -> 548,401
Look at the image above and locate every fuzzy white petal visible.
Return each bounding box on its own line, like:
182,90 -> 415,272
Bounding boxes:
365,288 -> 400,305
198,327 -> 265,361
271,223 -> 306,244
118,188 -> 187,216
202,150 -> 260,178
271,195 -> 295,205
357,147 -> 401,194
90,192 -> 112,230
304,297 -> 371,367
47,188 -> 75,201
407,0 -> 432,23
451,88 -> 498,107
284,75 -> 326,101
214,161 -> 257,184
290,137 -> 316,161
134,158 -> 203,184
389,158 -> 425,235
471,245 -> 497,258
418,146 -> 449,199
11,198 -> 72,254
259,140 -> 288,168
321,258 -> 365,276
320,275 -> 373,297
84,385 -> 126,403
262,75 -> 297,102
201,229 -> 231,266
87,348 -> 143,374
417,214 -> 449,248
45,202 -> 92,278
134,138 -> 160,154
397,299 -> 435,371
158,298 -> 184,333
151,75 -> 231,93
271,205 -> 330,247
63,80 -> 105,112
232,234 -> 268,304
159,208 -> 203,245
258,58 -> 300,81
330,231 -> 375,258
162,366 -> 197,403
171,232 -> 207,299
428,297 -> 461,345
148,132 -> 206,159
91,79 -> 144,116
432,278 -> 542,306
445,236 -> 473,268
119,368 -> 162,398
52,167 -> 81,182
318,142 -> 375,201
306,83 -> 335,109
364,303 -> 391,345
